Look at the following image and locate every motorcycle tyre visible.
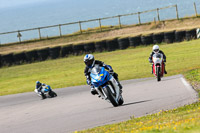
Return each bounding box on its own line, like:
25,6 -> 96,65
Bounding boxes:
103,86 -> 118,107
49,91 -> 57,98
118,96 -> 124,106
156,67 -> 161,81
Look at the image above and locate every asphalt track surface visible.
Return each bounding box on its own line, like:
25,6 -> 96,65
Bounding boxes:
0,75 -> 198,133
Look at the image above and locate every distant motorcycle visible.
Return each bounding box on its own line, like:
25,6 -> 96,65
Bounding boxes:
34,85 -> 57,99
90,65 -> 124,107
152,53 -> 165,81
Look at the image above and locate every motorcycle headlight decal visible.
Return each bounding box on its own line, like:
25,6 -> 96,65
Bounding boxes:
98,76 -> 101,81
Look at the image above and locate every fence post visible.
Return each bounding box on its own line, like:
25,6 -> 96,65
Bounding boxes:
118,15 -> 122,28
38,28 -> 41,40
157,8 -> 160,21
59,24 -> 62,37
138,12 -> 141,24
79,21 -> 82,34
99,19 -> 102,31
175,5 -> 179,19
17,31 -> 22,43
194,2 -> 198,17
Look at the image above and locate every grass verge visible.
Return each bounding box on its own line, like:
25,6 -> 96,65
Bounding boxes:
76,70 -> 200,133
184,69 -> 200,97
0,39 -> 200,96
77,102 -> 200,133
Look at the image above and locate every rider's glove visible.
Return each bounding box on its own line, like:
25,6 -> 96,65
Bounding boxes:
109,69 -> 114,74
86,79 -> 91,85
163,59 -> 166,62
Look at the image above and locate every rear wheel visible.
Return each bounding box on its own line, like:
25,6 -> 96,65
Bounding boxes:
156,67 -> 161,81
103,86 -> 118,107
49,91 -> 57,97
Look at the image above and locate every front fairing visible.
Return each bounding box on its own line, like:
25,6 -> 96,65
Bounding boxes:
152,53 -> 164,77
152,53 -> 163,65
41,86 -> 51,93
90,66 -> 111,87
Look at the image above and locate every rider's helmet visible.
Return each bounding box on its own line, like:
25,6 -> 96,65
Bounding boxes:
152,45 -> 159,53
36,81 -> 41,88
84,54 -> 95,68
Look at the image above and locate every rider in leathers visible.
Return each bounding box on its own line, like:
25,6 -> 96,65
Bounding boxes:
35,81 -> 48,99
84,54 -> 122,95
149,45 -> 167,74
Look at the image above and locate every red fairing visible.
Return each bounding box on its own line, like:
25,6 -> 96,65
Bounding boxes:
153,63 -> 156,76
153,62 -> 164,77
161,62 -> 165,76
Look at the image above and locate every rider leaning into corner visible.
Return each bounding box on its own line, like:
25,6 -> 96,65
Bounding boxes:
84,54 -> 122,95
148,45 -> 167,74
35,81 -> 51,99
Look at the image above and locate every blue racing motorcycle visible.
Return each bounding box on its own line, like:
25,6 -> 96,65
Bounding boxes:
90,65 -> 124,107
34,85 -> 57,99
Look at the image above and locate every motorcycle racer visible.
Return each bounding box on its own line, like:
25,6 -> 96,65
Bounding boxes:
84,54 -> 122,95
35,81 -> 51,99
148,45 -> 167,74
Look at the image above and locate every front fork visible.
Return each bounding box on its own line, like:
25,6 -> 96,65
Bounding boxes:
95,77 -> 120,100
152,64 -> 162,75
156,65 -> 160,75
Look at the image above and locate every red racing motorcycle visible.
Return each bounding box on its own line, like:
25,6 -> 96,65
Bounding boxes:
152,53 -> 165,81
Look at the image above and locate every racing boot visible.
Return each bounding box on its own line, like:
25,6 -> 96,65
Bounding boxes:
118,82 -> 123,94
164,66 -> 167,74
116,79 -> 123,93
164,70 -> 167,74
164,63 -> 167,74
112,72 -> 123,93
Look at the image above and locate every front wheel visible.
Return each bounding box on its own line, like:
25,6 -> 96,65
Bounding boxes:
118,96 -> 124,106
156,67 -> 161,81
103,86 -> 118,107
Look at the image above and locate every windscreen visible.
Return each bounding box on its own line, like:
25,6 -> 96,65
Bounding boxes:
91,65 -> 102,75
153,53 -> 162,58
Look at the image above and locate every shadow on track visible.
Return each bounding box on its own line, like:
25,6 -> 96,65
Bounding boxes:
121,100 -> 152,107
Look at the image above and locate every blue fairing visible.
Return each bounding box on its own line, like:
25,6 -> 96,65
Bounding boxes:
90,67 -> 111,88
44,85 -> 51,92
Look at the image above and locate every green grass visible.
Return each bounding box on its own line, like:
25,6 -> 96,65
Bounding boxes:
76,69 -> 200,133
184,68 -> 200,97
0,39 -> 200,96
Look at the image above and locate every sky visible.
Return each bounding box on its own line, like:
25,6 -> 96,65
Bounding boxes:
0,0 -> 51,9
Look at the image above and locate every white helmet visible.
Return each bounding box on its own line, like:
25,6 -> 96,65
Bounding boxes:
153,45 -> 159,53
84,54 -> 95,68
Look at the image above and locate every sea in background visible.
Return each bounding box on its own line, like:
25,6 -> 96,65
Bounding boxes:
0,0 -> 200,44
